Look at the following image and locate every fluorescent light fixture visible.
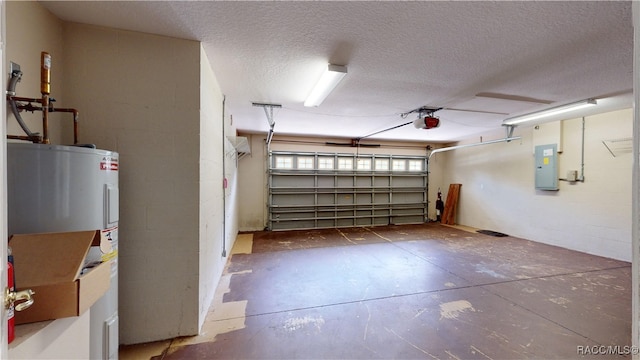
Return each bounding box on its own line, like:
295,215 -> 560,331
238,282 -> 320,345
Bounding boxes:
304,64 -> 347,107
503,99 -> 597,125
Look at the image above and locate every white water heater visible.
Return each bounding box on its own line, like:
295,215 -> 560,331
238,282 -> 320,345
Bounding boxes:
7,142 -> 119,360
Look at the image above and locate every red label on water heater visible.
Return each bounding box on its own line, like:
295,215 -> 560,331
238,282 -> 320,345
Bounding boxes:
100,156 -> 119,171
100,162 -> 119,171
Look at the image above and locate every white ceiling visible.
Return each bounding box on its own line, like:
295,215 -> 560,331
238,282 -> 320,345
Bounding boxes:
40,1 -> 633,143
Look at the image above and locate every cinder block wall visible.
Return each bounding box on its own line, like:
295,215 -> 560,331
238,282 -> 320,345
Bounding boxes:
60,22 -> 216,344
7,1 -> 234,344
442,109 -> 632,261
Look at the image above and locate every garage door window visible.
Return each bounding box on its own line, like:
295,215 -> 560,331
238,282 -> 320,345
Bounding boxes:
318,157 -> 334,170
338,158 -> 353,170
357,158 -> 371,170
297,157 -> 314,169
375,159 -> 389,171
408,160 -> 422,171
392,160 -> 406,171
275,156 -> 293,169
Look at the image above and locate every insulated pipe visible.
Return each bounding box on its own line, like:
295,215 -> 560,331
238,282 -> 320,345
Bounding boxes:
428,136 -> 522,160
7,71 -> 40,142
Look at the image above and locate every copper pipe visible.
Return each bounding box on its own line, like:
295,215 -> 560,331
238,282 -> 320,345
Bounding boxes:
41,52 -> 51,144
6,52 -> 81,144
7,134 -> 42,142
50,107 -> 79,144
15,102 -> 41,113
41,94 -> 50,144
10,96 -> 43,103
11,99 -> 80,144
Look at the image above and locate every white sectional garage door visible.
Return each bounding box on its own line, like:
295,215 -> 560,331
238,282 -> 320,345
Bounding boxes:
268,151 -> 428,230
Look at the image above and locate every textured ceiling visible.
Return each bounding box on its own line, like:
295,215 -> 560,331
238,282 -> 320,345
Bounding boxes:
40,1 -> 633,143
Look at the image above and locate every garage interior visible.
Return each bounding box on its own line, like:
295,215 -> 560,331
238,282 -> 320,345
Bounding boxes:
3,1 -> 639,359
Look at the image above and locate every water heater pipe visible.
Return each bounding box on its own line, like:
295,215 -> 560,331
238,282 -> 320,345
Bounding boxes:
41,52 -> 51,144
6,52 -> 81,144
9,97 -> 80,144
51,107 -> 80,145
6,67 -> 41,143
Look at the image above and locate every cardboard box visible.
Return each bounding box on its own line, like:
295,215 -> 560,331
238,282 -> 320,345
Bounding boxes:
8,230 -> 112,325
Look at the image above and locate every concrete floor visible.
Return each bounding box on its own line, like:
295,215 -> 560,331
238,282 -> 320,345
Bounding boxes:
120,223 -> 631,359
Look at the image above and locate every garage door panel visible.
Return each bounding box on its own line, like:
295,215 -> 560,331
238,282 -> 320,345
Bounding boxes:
392,193 -> 424,204
317,219 -> 335,228
355,177 -> 372,187
269,151 -> 427,230
337,194 -> 354,204
317,176 -> 334,187
272,194 -> 314,206
356,213 -> 373,226
317,194 -> 335,205
272,175 -> 315,187
374,193 -> 390,203
393,177 -> 423,187
356,194 -> 372,204
336,177 -> 354,187
394,215 -> 425,224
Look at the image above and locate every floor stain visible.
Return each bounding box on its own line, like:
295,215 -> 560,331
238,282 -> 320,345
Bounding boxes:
283,315 -> 325,332
440,300 -> 476,320
475,264 -> 507,279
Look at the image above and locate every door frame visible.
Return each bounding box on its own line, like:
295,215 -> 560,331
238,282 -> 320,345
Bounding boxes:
1,0 -> 8,357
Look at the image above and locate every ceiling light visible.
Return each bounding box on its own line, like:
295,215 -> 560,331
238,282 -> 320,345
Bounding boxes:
304,64 -> 347,107
502,99 -> 597,125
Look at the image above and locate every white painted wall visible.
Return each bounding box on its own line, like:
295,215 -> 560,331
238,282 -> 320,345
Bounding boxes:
198,46 -> 231,330
6,2 -> 238,344
61,22 -> 206,344
441,108 -> 633,261
237,133 -> 267,231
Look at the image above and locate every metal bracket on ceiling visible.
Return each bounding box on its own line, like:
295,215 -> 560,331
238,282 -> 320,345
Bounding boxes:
401,106 -> 443,119
252,102 -> 282,146
503,124 -> 516,140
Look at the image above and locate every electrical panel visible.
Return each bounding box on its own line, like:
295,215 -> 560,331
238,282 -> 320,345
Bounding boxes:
535,144 -> 558,191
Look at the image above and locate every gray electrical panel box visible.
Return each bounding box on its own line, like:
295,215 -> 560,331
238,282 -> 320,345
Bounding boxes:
535,144 -> 558,191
